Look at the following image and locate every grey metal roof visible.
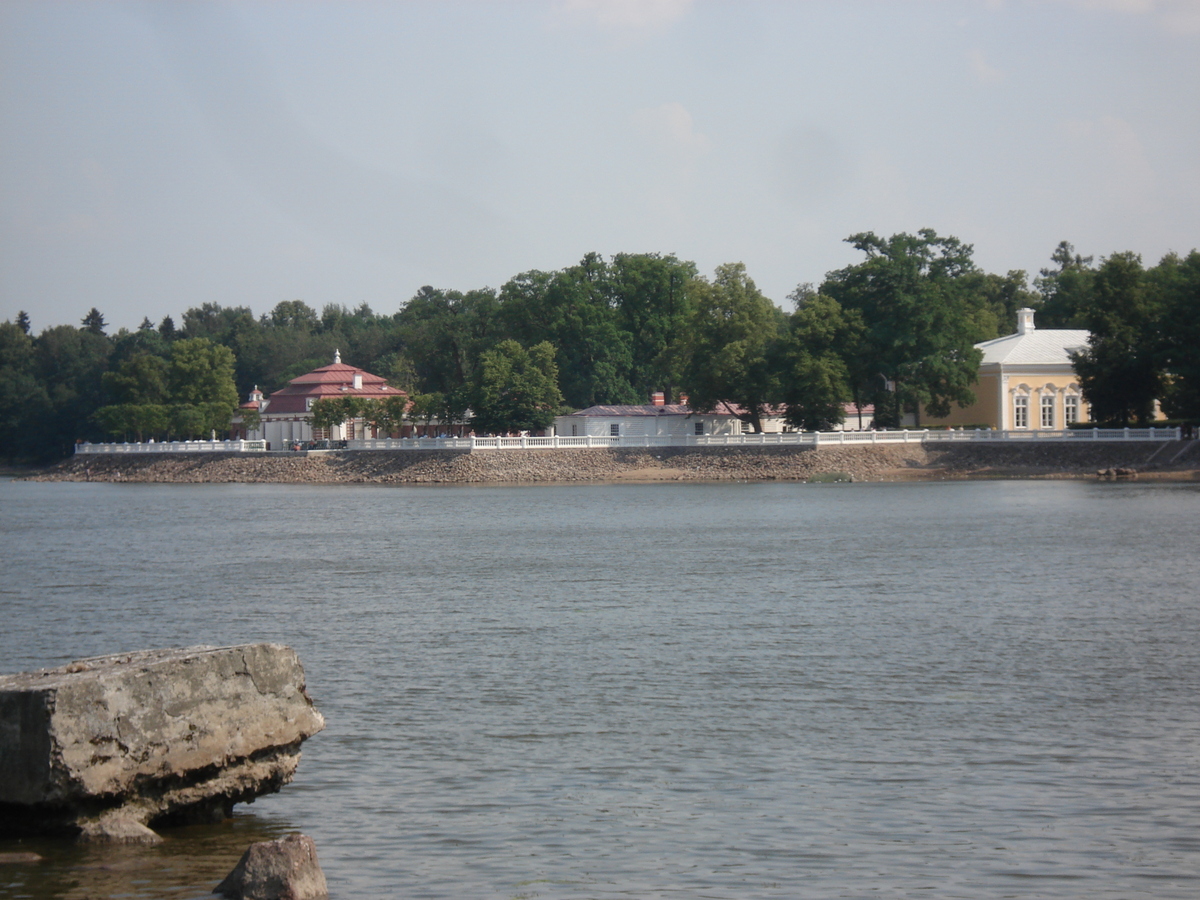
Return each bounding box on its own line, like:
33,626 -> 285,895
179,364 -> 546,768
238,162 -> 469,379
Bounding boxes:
977,329 -> 1091,366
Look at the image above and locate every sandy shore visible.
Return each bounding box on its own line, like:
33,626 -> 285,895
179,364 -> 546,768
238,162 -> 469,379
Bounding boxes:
15,441 -> 1200,485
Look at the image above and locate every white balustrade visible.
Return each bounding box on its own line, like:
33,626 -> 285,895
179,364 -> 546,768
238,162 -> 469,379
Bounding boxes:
75,427 -> 1182,455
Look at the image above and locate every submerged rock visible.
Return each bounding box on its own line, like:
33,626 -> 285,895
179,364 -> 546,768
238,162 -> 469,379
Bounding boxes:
0,644 -> 324,842
215,833 -> 328,900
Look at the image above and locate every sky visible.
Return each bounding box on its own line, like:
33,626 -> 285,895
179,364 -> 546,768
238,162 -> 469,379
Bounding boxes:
2,0 -> 1198,334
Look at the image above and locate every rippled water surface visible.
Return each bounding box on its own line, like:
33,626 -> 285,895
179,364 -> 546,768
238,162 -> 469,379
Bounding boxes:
1,479 -> 1198,899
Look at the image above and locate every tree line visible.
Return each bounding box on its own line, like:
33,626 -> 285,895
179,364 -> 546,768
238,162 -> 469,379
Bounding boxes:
2,231 -> 1197,462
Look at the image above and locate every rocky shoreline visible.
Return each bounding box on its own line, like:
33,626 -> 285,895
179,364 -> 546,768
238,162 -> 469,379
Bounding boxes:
16,441 -> 1200,484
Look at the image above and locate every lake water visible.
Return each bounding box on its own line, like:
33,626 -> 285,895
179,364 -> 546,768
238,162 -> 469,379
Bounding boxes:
1,478 -> 1198,899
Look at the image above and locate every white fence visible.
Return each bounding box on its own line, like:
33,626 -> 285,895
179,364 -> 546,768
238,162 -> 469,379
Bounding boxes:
76,439 -> 267,454
347,426 -> 1183,451
75,428 -> 1182,455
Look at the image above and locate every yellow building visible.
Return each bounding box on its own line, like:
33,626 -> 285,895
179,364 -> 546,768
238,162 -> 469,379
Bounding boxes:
924,308 -> 1091,430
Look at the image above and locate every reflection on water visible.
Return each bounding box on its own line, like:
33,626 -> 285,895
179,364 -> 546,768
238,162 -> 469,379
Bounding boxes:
1,480 -> 1199,899
0,814 -> 295,900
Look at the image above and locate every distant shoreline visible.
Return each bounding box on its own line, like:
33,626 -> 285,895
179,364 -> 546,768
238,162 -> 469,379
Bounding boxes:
14,442 -> 1200,485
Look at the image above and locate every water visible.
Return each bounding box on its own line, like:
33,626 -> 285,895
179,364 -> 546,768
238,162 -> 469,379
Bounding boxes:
1,479 -> 1198,899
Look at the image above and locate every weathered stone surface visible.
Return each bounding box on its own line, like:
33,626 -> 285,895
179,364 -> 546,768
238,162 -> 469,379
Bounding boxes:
215,833 -> 328,900
0,644 -> 324,841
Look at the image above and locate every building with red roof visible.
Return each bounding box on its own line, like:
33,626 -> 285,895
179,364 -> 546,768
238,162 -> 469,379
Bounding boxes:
237,351 -> 407,449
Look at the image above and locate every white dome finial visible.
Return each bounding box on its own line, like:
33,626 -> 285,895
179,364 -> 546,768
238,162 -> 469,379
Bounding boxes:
334,348 -> 341,364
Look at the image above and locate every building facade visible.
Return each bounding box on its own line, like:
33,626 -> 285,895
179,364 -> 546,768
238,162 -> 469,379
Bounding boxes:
236,352 -> 407,449
554,395 -> 742,439
923,308 -> 1091,430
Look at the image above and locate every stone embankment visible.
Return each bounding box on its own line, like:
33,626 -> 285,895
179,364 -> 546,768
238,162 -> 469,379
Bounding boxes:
22,441 -> 1200,484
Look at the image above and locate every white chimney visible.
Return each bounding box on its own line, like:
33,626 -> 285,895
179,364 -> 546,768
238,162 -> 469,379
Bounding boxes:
1016,308 -> 1036,335
353,372 -> 363,390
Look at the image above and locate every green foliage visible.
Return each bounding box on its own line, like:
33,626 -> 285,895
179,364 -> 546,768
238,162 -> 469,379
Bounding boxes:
7,236 -> 1198,462
679,263 -> 786,432
310,397 -> 357,433
780,293 -> 861,431
0,320 -> 51,460
500,255 -> 638,408
471,340 -> 565,434
609,253 -> 698,402
1071,252 -> 1163,426
1156,251 -> 1200,420
395,286 -> 500,398
1034,241 -> 1094,329
821,229 -> 983,427
81,308 -> 107,336
102,354 -> 168,405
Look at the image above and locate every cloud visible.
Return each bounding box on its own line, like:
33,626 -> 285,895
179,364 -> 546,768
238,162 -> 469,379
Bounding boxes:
633,102 -> 710,155
552,0 -> 695,35
968,48 -> 1005,84
1049,0 -> 1200,34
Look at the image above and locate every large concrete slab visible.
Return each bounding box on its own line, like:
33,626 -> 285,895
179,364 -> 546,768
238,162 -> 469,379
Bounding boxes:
0,644 -> 324,841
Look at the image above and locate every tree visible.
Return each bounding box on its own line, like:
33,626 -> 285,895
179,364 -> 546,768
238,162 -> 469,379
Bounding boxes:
32,324 -> 113,456
101,354 -> 169,406
270,300 -> 319,331
499,255 -> 638,409
81,308 -> 107,336
470,340 -> 565,434
780,292 -> 863,431
679,263 -> 787,433
1155,251 -> 1200,421
167,338 -> 240,435
0,319 -> 50,460
820,230 -> 983,427
1034,241 -> 1094,329
395,286 -> 501,398
16,311 -> 31,335
1071,252 -> 1164,426
609,252 -> 698,401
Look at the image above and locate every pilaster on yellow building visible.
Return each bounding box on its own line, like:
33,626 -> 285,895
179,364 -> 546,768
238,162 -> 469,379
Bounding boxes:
923,308 -> 1092,430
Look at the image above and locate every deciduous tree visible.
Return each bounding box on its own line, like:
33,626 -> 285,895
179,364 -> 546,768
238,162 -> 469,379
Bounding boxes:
470,340 -> 565,434
679,263 -> 786,433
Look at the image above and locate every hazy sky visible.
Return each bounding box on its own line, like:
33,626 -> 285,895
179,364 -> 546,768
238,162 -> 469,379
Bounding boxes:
3,0 -> 1198,333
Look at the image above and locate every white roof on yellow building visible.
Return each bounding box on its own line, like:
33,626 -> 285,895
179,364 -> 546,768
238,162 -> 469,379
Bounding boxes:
976,309 -> 1089,367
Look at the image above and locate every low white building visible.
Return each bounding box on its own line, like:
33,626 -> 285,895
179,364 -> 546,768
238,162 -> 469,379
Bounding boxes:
554,398 -> 742,439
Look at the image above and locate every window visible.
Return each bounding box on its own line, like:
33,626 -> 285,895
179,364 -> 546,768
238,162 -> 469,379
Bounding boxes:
610,423 -> 620,437
695,422 -> 704,435
1014,395 -> 1028,429
1041,395 -> 1055,429
1065,396 -> 1079,425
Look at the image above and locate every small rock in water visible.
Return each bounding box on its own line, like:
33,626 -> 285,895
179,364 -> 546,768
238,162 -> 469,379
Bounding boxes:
215,833 -> 328,900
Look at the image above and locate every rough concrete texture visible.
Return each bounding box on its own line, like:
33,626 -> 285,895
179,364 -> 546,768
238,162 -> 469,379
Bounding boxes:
215,833 -> 329,900
0,644 -> 324,841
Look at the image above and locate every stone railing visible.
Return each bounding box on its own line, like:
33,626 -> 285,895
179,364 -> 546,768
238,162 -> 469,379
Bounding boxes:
74,428 -> 1182,455
348,427 -> 1183,451
76,439 -> 267,454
